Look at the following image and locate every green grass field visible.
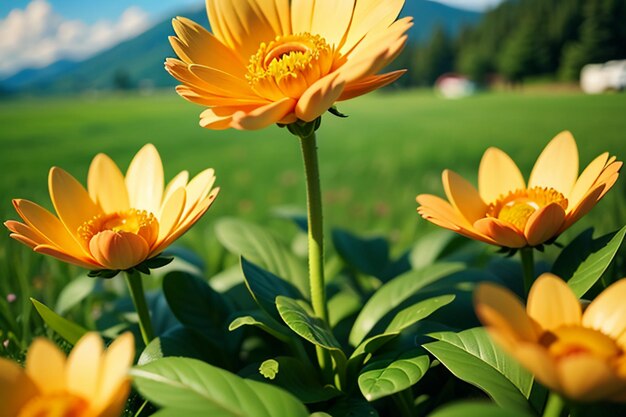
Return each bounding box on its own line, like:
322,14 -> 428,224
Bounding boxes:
1,89 -> 626,252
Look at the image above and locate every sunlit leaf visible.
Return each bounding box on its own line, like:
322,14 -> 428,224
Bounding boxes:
31,298 -> 88,345
215,218 -> 309,297
424,328 -> 533,411
55,275 -> 96,315
428,401 -> 535,417
132,357 -> 309,416
358,348 -> 430,401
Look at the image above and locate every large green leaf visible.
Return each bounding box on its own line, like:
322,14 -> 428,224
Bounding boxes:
410,231 -> 459,270
242,258 -> 304,320
163,271 -> 231,340
55,275 -> 96,315
31,298 -> 88,345
328,289 -> 362,328
358,348 -> 430,401
349,263 -> 464,346
247,356 -> 341,404
424,328 -> 533,411
275,296 -> 343,354
215,218 -> 309,297
428,401 -> 535,417
132,357 -> 309,417
552,226 -> 626,297
332,229 -> 391,278
385,295 -> 456,333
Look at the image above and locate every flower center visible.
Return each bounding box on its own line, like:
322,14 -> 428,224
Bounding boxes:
18,393 -> 89,417
540,326 -> 622,361
78,209 -> 159,247
487,187 -> 568,231
247,33 -> 334,100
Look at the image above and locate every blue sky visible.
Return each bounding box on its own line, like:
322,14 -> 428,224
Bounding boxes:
0,0 -> 503,78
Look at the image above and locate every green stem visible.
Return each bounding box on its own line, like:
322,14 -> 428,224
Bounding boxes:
298,132 -> 332,378
542,392 -> 565,417
124,270 -> 154,346
520,247 -> 535,296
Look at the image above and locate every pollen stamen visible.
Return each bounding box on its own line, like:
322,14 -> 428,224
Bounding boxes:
487,187 -> 568,231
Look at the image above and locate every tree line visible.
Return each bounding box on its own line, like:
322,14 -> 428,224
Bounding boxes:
393,0 -> 626,87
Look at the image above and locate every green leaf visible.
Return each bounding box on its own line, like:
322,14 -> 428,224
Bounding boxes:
259,359 -> 279,380
385,295 -> 456,333
132,357 -> 310,417
275,296 -> 344,354
138,326 -> 221,366
428,401 -> 535,417
241,258 -> 304,320
349,263 -> 464,346
55,275 -> 96,315
215,218 -> 309,297
358,348 -> 430,401
162,271 -> 231,340
332,229 -> 391,278
410,231 -> 458,270
31,298 -> 88,345
552,226 -> 626,297
329,397 -> 380,417
328,290 -> 362,328
424,328 -> 533,411
228,310 -> 293,342
247,357 -> 341,404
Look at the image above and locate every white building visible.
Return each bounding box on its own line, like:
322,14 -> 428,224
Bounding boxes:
580,60 -> 626,94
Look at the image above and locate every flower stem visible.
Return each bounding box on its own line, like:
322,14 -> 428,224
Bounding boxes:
298,132 -> 332,377
520,247 -> 535,296
124,270 -> 154,346
542,392 -> 565,417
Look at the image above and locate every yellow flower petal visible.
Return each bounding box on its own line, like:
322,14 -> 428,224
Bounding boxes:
34,244 -> 102,269
66,332 -> 103,401
309,0 -> 355,47
163,170 -> 189,203
13,199 -> 88,259
524,202 -> 566,246
340,0 -> 405,55
95,332 -> 134,412
171,17 -> 246,75
442,170 -> 487,224
338,70 -> 406,102
156,187 -> 186,246
5,220 -> 47,247
26,338 -> 67,394
474,283 -> 539,342
182,168 -> 216,218
478,147 -> 525,204
96,383 -> 131,417
560,184 -> 604,231
0,358 -> 39,417
206,0 -> 288,60
295,74 -> 345,122
510,342 -> 560,392
152,188 -> 219,254
473,217 -> 526,248
49,167 -> 102,240
189,64 -> 258,98
125,144 -> 164,215
528,131 -> 579,196
567,152 -> 609,212
583,279 -> 626,344
89,231 -> 150,271
88,154 -> 130,214
557,355 -> 626,402
527,273 -> 581,331
233,97 -> 297,130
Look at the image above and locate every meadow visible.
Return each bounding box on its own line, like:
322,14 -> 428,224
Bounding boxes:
2,89 -> 625,241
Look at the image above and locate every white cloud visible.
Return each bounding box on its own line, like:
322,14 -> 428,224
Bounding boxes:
430,0 -> 504,11
0,0 -> 150,77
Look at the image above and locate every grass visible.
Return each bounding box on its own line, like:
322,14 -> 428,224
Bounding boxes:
2,89 -> 625,240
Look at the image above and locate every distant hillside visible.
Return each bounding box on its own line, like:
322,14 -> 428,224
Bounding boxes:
9,1 -> 480,94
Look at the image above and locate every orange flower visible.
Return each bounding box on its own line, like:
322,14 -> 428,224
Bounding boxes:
475,274 -> 626,402
417,131 -> 621,248
5,144 -> 219,271
166,0 -> 412,130
0,332 -> 134,417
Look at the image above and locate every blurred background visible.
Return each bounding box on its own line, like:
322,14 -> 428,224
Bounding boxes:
1,0 -> 625,256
